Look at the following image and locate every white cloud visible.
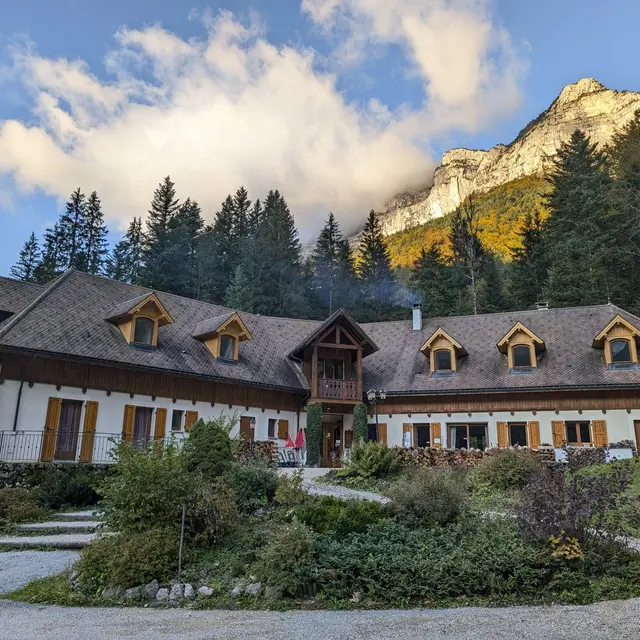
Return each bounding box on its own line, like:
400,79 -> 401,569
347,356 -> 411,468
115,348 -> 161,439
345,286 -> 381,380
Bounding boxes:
0,3 -> 526,238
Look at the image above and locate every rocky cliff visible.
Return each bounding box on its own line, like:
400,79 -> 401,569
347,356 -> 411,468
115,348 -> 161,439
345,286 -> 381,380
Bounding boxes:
377,79 -> 640,236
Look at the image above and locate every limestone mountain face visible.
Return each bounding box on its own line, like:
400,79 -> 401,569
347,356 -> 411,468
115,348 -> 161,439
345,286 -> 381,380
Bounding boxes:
377,79 -> 640,236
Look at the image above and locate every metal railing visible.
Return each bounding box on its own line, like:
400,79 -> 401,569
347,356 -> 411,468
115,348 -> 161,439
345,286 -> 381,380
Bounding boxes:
0,430 -> 185,464
317,378 -> 359,400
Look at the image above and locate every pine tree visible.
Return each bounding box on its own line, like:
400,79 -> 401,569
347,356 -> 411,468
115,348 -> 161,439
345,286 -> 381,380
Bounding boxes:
543,130 -> 611,306
311,212 -> 343,316
479,254 -> 507,313
449,198 -> 486,315
105,217 -> 143,283
10,232 -> 40,282
357,210 -> 397,319
33,224 -> 65,284
410,242 -> 457,317
232,186 -> 251,240
225,264 -> 254,310
59,188 -> 87,269
83,191 -> 108,274
141,176 -> 180,289
247,198 -> 263,235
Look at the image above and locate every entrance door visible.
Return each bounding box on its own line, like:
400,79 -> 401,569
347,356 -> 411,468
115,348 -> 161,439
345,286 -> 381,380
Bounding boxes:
635,420 -> 640,451
132,407 -> 153,448
321,417 -> 343,467
414,424 -> 431,448
54,400 -> 83,460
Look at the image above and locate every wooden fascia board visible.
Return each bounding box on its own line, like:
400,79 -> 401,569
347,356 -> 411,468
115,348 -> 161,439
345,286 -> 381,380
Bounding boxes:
593,314 -> 640,347
420,328 -> 464,354
130,293 -> 173,326
217,313 -> 253,341
497,322 -> 544,353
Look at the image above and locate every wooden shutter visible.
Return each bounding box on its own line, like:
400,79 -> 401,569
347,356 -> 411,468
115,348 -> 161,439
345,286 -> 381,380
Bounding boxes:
41,397 -> 62,462
122,405 -> 135,444
497,421 -> 508,448
378,423 -> 387,445
184,411 -> 198,433
79,401 -> 99,463
154,408 -> 167,441
431,423 -> 441,448
552,421 -> 565,447
402,423 -> 412,448
240,416 -> 251,440
278,419 -> 289,439
528,421 -> 540,449
593,420 -> 608,447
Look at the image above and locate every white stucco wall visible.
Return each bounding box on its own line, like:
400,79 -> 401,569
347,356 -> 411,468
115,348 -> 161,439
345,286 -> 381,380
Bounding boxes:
0,379 -> 303,462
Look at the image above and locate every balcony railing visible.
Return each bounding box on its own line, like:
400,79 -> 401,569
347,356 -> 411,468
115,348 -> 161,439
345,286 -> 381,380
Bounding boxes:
316,378 -> 359,401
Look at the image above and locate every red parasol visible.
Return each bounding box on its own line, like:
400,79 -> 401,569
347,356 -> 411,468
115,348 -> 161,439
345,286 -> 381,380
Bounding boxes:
285,434 -> 296,448
294,429 -> 305,449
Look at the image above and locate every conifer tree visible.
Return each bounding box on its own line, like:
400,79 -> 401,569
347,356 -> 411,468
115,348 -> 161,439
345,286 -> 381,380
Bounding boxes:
543,130 -> 612,306
479,254 -> 507,313
10,232 -> 40,282
232,186 -> 251,240
83,191 -> 108,274
247,198 -> 263,235
59,188 -> 86,269
410,242 -> 457,317
225,264 -> 254,310
33,224 -> 65,284
311,212 -> 343,316
105,217 -> 143,284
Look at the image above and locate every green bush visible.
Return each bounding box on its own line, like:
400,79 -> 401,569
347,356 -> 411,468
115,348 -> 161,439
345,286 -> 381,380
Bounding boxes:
77,527 -> 180,590
306,403 -> 322,466
476,449 -> 544,490
256,521 -> 316,597
353,403 -> 368,442
387,468 -> 466,527
0,487 -> 46,523
338,440 -> 399,480
98,440 -> 190,533
275,469 -> 306,507
183,414 -> 235,478
190,476 -> 240,546
294,495 -> 384,535
38,467 -> 104,509
228,463 -> 278,513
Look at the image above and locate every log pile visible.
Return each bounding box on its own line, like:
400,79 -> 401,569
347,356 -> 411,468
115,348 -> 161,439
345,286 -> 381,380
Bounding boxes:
392,446 -> 555,469
234,440 -> 278,467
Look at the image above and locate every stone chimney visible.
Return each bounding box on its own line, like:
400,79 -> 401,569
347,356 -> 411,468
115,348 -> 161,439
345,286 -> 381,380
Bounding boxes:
536,301 -> 549,311
412,303 -> 422,331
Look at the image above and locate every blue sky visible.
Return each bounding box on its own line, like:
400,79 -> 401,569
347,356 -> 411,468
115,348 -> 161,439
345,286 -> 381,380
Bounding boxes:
1,0 -> 639,276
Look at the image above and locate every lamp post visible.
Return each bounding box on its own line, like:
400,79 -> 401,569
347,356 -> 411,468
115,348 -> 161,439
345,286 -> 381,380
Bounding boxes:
366,389 -> 387,440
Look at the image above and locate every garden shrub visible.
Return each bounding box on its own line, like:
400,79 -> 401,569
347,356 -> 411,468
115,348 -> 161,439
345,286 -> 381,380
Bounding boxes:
353,403 -> 368,442
275,469 -> 306,507
387,468 -> 466,527
190,475 -> 240,546
476,449 -> 543,490
77,527 -> 180,590
98,440 -> 190,533
256,521 -> 317,597
228,462 -> 278,513
38,466 -> 104,509
294,495 -> 384,535
0,487 -> 45,523
338,440 -> 399,480
183,414 -> 234,478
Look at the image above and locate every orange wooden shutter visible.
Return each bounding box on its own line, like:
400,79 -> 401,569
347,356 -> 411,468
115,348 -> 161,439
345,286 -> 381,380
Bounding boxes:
431,423 -> 441,448
184,411 -> 198,433
79,401 -> 99,463
528,421 -> 540,449
122,405 -> 135,443
378,423 -> 387,445
154,408 -> 167,441
41,397 -> 61,462
497,422 -> 508,448
278,419 -> 289,439
552,421 -> 565,447
402,423 -> 412,448
240,416 -> 251,440
593,420 -> 608,447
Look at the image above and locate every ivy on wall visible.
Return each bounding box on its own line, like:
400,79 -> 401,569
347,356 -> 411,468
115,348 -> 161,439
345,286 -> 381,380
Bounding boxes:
306,402 -> 323,466
353,403 -> 368,442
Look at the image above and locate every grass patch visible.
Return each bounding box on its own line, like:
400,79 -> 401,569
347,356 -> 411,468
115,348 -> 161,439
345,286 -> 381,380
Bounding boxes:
4,574 -> 89,606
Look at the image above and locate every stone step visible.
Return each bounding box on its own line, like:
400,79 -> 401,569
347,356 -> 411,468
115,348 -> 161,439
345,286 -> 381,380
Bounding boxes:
15,521 -> 104,533
58,510 -> 103,521
0,533 -> 98,549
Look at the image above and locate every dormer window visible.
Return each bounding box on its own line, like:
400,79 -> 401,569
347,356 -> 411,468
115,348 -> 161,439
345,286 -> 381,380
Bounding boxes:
497,322 -> 545,373
193,311 -> 252,362
593,314 -> 640,368
421,328 -> 467,377
133,317 -> 155,346
106,292 -> 173,349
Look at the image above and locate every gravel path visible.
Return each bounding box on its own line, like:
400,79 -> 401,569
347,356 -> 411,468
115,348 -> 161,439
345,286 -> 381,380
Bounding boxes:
302,479 -> 389,504
0,551 -> 79,594
0,533 -> 98,549
1,598 -> 639,639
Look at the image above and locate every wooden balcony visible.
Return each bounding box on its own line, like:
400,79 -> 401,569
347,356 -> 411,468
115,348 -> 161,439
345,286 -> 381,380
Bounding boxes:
316,378 -> 360,401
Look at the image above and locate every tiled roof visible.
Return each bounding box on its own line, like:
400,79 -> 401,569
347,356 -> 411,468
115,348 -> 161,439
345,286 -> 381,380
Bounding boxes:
192,312 -> 239,339
0,277 -> 43,315
1,270 -> 640,395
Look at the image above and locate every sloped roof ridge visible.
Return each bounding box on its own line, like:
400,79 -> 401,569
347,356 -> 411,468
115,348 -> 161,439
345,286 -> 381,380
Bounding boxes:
0,275 -> 43,289
0,269 -> 75,340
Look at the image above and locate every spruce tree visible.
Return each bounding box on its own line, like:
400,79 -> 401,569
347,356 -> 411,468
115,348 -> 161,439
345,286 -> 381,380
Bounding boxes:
232,186 -> 251,240
410,242 -> 457,317
543,130 -> 611,306
59,188 -> 86,269
479,254 -> 507,313
141,176 -> 180,289
105,217 -> 143,283
33,224 -> 65,284
83,191 -> 108,274
247,198 -> 263,234
225,264 -> 254,310
10,232 -> 40,282
311,212 -> 343,316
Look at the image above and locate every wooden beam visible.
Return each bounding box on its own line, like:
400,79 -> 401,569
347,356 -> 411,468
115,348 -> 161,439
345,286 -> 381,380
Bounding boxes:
312,346 -> 318,400
314,342 -> 359,350
356,347 -> 363,399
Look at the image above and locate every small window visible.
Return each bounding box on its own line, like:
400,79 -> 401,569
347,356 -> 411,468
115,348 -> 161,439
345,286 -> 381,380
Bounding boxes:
566,421 -> 591,445
434,349 -> 452,371
268,418 -> 277,439
171,410 -> 183,432
220,335 -> 235,361
133,317 -> 154,345
509,423 -> 527,447
512,344 -> 532,368
415,424 -> 431,448
611,339 -> 632,364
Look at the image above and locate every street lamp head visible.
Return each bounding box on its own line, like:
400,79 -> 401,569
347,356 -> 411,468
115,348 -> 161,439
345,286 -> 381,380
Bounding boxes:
380,390 -> 387,401
366,389 -> 376,402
